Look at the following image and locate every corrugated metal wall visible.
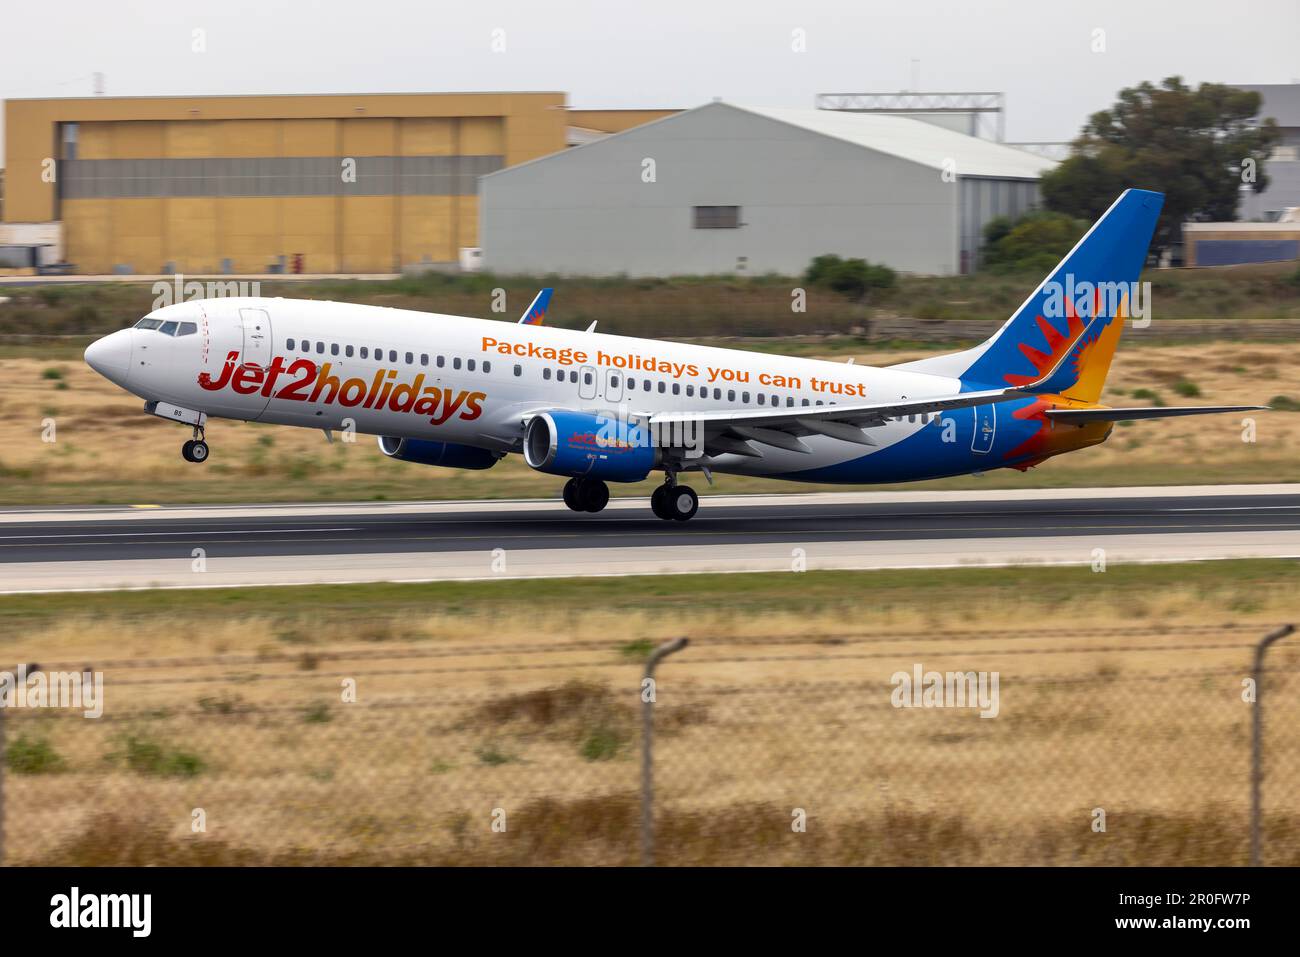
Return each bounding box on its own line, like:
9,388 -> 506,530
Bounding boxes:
958,176 -> 1041,273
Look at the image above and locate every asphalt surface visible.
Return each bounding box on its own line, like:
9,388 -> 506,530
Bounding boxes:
3,490 -> 1299,565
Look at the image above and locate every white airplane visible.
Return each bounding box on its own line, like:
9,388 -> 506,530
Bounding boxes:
84,190 -> 1262,522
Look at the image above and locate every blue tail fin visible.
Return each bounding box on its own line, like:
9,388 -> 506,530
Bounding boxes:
518,288 -> 553,325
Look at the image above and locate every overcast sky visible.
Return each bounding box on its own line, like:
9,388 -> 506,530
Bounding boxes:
2,0 -> 1297,157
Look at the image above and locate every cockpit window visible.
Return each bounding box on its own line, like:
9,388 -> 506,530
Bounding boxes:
158,320 -> 179,336
135,318 -> 164,330
175,321 -> 198,337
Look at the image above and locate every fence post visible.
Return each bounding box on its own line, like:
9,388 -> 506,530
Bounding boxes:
0,698 -> 6,866
1251,623 -> 1295,867
641,637 -> 688,868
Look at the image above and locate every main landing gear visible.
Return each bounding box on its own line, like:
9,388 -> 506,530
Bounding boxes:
651,476 -> 698,522
181,426 -> 210,464
563,477 -> 610,513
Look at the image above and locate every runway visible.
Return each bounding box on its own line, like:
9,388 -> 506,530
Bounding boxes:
1,484 -> 1298,593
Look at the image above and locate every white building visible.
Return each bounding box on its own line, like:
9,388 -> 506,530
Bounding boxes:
480,101 -> 1056,277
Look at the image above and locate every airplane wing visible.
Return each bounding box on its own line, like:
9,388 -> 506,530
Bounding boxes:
646,388 -> 1022,456
518,288 -> 553,325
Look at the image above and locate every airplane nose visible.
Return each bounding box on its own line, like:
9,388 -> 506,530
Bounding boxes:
84,329 -> 132,376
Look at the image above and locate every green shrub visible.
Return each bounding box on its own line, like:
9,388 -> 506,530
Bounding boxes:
1173,380 -> 1202,398
6,734 -> 66,774
116,733 -> 205,777
804,255 -> 896,301
981,210 -> 1089,274
580,726 -> 626,762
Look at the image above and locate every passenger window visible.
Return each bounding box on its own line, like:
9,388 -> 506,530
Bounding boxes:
513,364 -> 521,377
176,322 -> 197,337
405,352 -> 414,365
714,388 -> 722,399
728,389 -> 735,402
420,354 -> 428,366
657,381 -> 665,394
543,367 -> 552,380
785,396 -> 792,407
483,360 -> 491,373
802,399 -> 810,407
287,338 -> 295,350
672,383 -> 680,395
453,358 -> 462,370
742,392 -> 750,403
686,384 -> 695,397
628,378 -> 636,390
437,356 -> 445,368
584,372 -> 593,385
360,347 -> 368,359
388,350 -> 397,362
316,342 -> 325,354
331,344 -> 340,356
643,380 -> 651,391
345,345 -> 354,357
816,400 -> 824,406
611,375 -> 620,389
757,394 -> 766,405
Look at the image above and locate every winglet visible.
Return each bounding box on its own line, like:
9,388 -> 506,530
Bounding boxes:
518,288 -> 553,325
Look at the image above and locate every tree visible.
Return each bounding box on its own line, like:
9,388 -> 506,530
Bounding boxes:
1040,77 -> 1280,251
804,255 -> 896,302
981,210 -> 1089,273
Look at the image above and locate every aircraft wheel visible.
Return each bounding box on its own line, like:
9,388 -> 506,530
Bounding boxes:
562,478 -> 582,511
181,440 -> 196,462
651,485 -> 671,520
189,439 -> 210,464
667,485 -> 698,522
579,478 -> 609,513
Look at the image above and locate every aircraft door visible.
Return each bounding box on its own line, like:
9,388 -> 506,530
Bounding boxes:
240,308 -> 272,369
238,307 -> 274,418
578,364 -> 598,401
603,368 -> 626,404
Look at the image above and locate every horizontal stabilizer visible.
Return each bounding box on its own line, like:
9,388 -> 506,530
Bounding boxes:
1046,405 -> 1268,424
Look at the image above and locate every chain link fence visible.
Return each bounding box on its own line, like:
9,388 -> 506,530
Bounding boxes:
1,626 -> 1296,866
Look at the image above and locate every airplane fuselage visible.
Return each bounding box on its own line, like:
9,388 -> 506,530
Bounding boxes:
84,296 -> 1106,485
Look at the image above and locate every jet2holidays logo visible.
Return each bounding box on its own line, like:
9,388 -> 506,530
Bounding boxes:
199,352 -> 487,427
0,664 -> 103,718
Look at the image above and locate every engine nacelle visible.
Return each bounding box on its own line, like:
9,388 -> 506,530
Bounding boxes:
523,410 -> 659,482
377,436 -> 502,470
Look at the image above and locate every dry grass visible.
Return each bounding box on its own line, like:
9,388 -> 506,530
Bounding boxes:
3,564 -> 1299,865
0,340 -> 1296,504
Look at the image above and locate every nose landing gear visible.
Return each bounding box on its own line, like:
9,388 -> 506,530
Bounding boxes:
181,426 -> 209,464
562,477 -> 610,513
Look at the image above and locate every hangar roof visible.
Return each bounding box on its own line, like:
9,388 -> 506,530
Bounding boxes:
1233,84 -> 1300,127
732,104 -> 1057,180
